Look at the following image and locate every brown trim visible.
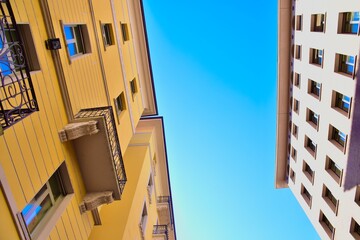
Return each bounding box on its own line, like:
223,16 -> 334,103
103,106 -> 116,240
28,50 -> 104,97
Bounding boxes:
39,0 -> 73,120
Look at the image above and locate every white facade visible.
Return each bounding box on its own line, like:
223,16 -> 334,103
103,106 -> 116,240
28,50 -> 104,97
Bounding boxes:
276,0 -> 360,239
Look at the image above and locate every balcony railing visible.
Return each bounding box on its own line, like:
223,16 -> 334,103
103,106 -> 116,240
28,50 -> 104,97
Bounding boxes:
74,106 -> 127,198
0,1 -> 38,131
153,224 -> 168,240
157,196 -> 175,228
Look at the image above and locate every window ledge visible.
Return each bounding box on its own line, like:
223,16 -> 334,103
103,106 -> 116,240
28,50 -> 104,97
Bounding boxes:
309,93 -> 320,101
306,147 -> 317,159
304,171 -> 314,185
326,170 -> 341,186
335,71 -> 354,79
33,194 -> 74,240
307,121 -> 319,131
69,53 -> 91,64
329,139 -> 346,154
332,107 -> 350,119
324,198 -> 338,215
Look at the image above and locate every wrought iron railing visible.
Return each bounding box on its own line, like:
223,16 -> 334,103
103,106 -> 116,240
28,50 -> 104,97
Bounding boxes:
75,106 -> 127,195
157,196 -> 175,228
153,224 -> 168,240
0,1 -> 38,130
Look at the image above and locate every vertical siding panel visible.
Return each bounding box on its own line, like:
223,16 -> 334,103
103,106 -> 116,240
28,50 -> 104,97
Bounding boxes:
70,199 -> 87,239
61,214 -> 76,240
0,138 -> 26,208
55,221 -> 69,240
30,75 -> 56,174
14,121 -> 42,192
3,129 -> 34,202
24,116 -> 48,184
49,227 -> 60,240
66,206 -> 82,240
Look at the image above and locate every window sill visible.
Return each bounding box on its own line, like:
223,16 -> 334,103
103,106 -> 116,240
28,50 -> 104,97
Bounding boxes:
306,147 -> 316,159
32,194 -> 74,240
326,170 -> 341,186
69,53 -> 91,64
309,93 -> 320,101
301,193 -> 312,208
324,197 -> 338,215
310,63 -> 323,68
335,71 -> 354,79
304,171 -> 314,185
329,139 -> 346,154
307,121 -> 319,131
332,107 -> 350,119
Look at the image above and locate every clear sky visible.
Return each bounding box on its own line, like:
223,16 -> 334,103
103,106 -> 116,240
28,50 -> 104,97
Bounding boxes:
143,1 -> 320,239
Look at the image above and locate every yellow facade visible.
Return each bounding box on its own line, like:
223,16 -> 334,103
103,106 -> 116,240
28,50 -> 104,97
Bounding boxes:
0,0 -> 176,240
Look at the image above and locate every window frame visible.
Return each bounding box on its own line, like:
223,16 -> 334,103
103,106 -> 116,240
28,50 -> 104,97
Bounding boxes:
303,161 -> 315,185
310,48 -> 324,67
61,21 -> 91,62
100,23 -> 114,48
17,162 -> 74,240
301,184 -> 312,208
335,53 -> 357,78
120,22 -> 130,42
307,108 -> 319,130
329,125 -> 347,153
322,185 -> 339,214
305,136 -> 317,158
338,12 -> 360,34
319,212 -> 335,239
311,13 -> 326,32
326,156 -> 343,186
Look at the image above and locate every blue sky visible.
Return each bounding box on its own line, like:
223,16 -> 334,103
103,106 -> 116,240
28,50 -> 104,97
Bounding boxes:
143,1 -> 319,239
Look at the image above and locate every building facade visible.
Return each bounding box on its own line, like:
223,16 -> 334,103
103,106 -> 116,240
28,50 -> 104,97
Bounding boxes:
276,0 -> 360,239
0,0 -> 176,239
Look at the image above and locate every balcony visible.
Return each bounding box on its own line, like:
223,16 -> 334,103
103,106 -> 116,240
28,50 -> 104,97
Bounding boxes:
59,107 -> 126,212
153,225 -> 168,240
0,1 -> 38,133
157,196 -> 175,228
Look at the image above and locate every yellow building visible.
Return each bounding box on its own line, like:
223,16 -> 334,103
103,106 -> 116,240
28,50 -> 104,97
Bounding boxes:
0,0 -> 176,239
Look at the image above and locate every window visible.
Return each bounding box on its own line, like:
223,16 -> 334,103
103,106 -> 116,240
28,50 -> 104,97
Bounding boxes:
101,23 -> 114,47
338,12 -> 359,34
351,218 -> 360,239
0,24 -> 40,75
63,24 -> 91,57
311,13 -> 326,32
326,157 -> 343,185
355,187 -> 360,207
289,168 -> 296,183
334,91 -> 351,114
291,146 -> 297,161
305,136 -> 317,158
114,92 -> 126,114
320,212 -> 335,239
293,99 -> 299,114
295,45 -> 301,60
296,15 -> 303,31
294,72 -> 300,87
335,54 -> 356,77
330,125 -> 347,151
323,185 -> 338,214
301,184 -> 312,207
147,174 -> 154,204
303,161 -> 314,184
292,123 -> 298,139
310,48 -> 323,67
120,22 -> 130,42
130,78 -> 138,100
139,202 -> 148,236
18,164 -> 73,239
308,80 -> 321,99
307,108 -> 319,129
